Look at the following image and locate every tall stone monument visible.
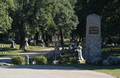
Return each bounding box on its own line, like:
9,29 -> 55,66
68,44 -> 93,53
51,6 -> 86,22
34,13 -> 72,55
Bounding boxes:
86,14 -> 101,63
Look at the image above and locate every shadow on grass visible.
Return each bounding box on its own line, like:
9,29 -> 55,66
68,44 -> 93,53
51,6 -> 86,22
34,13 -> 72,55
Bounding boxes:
62,63 -> 120,70
0,47 -> 18,51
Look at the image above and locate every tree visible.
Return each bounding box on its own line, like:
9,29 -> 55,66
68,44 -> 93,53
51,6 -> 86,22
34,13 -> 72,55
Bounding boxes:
0,0 -> 15,33
30,0 -> 57,46
10,0 -> 36,50
54,0 -> 79,46
74,0 -> 120,42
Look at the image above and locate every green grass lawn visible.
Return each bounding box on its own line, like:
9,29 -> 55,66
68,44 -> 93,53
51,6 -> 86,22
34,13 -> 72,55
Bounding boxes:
61,63 -> 120,78
0,43 -> 51,56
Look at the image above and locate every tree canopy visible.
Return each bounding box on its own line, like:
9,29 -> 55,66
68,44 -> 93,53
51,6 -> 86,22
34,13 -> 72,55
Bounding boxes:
0,0 -> 15,33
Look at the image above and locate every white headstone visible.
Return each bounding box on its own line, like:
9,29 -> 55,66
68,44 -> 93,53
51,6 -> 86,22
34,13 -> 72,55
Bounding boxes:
25,40 -> 29,47
86,14 -> 101,63
11,41 -> 15,48
25,55 -> 29,65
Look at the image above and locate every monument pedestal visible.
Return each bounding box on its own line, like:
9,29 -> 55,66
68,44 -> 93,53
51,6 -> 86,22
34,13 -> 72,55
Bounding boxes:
86,14 -> 101,64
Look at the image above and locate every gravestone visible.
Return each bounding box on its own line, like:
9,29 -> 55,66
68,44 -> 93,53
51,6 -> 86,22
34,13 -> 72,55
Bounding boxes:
86,14 -> 101,64
25,55 -> 29,65
33,40 -> 37,46
25,40 -> 29,47
49,50 -> 55,59
68,43 -> 72,51
11,41 -> 15,48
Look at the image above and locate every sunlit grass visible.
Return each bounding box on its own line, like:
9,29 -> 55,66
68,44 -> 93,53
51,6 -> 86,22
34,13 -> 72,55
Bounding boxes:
0,43 -> 52,56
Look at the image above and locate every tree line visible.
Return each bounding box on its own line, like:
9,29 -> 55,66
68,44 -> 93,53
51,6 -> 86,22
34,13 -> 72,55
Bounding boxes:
0,0 -> 120,50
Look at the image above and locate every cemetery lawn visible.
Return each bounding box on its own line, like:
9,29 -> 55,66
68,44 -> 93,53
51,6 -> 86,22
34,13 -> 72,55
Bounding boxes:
47,45 -> 120,78
0,43 -> 51,56
62,63 -> 120,78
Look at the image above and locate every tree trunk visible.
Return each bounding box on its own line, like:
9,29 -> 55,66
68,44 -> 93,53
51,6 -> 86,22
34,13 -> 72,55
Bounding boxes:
58,35 -> 59,41
19,20 -> 26,51
35,32 -> 39,46
41,30 -> 48,47
60,28 -> 64,46
42,30 -> 45,42
19,34 -> 25,51
48,35 -> 52,42
45,34 -> 48,47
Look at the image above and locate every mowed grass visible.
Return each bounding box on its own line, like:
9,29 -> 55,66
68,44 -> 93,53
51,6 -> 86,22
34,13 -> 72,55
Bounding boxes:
0,43 -> 51,56
62,63 -> 120,78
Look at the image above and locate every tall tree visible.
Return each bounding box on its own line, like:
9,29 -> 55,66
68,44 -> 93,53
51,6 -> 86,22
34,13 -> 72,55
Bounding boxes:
75,0 -> 120,41
0,0 -> 15,32
10,0 -> 36,50
54,0 -> 79,46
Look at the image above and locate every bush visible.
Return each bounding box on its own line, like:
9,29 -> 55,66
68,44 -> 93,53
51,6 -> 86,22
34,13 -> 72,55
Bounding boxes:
12,56 -> 25,65
34,56 -> 47,65
107,56 -> 120,65
59,58 -> 68,64
91,57 -> 102,65
103,59 -> 110,66
69,57 -> 77,63
62,58 -> 68,64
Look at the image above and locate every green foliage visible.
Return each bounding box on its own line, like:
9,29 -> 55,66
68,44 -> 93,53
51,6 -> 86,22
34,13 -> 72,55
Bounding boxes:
62,58 -> 68,64
58,58 -> 68,64
69,57 -> 77,63
0,0 -> 15,32
75,0 -> 120,38
11,56 -> 25,65
34,56 -> 47,65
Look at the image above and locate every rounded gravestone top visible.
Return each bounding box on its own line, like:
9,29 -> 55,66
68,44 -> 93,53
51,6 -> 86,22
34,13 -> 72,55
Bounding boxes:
87,14 -> 100,18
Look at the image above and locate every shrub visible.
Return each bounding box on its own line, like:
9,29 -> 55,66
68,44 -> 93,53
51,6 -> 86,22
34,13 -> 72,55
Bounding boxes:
107,56 -> 120,65
11,56 -> 25,65
91,57 -> 102,65
69,57 -> 77,63
62,58 -> 68,64
59,58 -> 68,64
103,59 -> 110,66
34,56 -> 47,65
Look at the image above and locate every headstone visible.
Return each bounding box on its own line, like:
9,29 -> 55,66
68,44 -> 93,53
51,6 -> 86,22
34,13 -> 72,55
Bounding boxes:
112,43 -> 115,47
32,61 -> 36,65
25,40 -> 29,47
25,55 -> 29,65
86,14 -> 101,64
68,43 -> 72,51
33,40 -> 37,46
49,50 -> 55,59
115,43 -> 118,47
73,43 -> 77,49
11,41 -> 15,48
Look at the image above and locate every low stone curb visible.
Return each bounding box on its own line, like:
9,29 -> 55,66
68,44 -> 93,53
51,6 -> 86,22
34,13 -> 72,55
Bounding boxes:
0,63 -> 11,66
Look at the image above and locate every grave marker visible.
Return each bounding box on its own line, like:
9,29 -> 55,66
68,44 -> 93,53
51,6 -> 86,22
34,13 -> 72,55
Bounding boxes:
86,14 -> 101,63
